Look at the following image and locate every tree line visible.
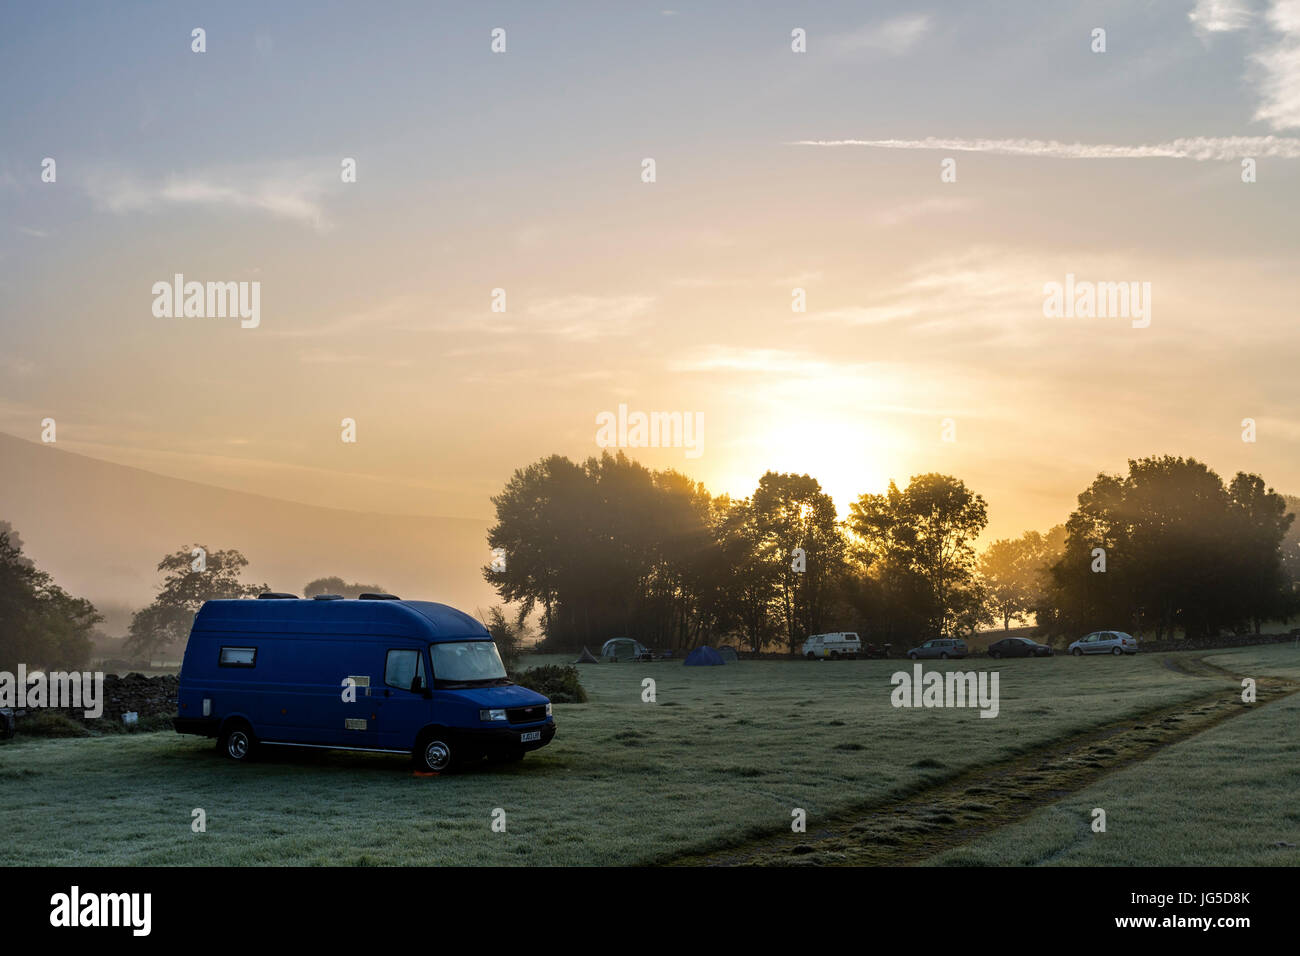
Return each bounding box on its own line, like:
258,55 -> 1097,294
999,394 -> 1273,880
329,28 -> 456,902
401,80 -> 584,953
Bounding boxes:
2,452 -> 1295,667
485,453 -> 1298,652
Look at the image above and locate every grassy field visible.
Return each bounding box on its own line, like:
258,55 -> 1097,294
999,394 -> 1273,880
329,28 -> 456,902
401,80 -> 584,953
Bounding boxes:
931,644 -> 1300,866
0,646 -> 1293,865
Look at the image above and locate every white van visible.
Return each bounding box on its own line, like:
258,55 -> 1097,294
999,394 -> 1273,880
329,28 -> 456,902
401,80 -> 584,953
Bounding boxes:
802,632 -> 862,660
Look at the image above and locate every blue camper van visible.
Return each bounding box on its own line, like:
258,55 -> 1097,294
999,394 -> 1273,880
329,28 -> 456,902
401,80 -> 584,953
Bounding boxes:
173,593 -> 555,772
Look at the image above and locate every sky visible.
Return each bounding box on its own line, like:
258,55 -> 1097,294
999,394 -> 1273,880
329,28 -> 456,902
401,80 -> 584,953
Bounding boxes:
2,0 -> 1298,544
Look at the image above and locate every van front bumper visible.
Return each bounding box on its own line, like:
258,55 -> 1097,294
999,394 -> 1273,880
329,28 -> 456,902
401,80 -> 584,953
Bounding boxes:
461,720 -> 556,753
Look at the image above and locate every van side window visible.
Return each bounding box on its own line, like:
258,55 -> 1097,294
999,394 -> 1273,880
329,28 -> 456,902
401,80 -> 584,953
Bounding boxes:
219,646 -> 257,667
385,649 -> 426,692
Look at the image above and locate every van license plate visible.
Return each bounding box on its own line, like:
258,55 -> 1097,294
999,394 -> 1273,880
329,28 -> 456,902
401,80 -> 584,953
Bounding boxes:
520,730 -> 541,743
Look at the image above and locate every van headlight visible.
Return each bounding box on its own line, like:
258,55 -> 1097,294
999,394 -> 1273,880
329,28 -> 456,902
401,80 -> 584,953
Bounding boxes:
479,708 -> 507,722
545,702 -> 552,717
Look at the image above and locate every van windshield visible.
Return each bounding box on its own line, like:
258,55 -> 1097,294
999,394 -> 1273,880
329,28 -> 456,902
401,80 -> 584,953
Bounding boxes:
430,640 -> 508,686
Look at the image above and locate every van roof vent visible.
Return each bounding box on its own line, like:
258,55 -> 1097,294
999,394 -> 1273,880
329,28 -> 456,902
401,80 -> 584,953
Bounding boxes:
257,592 -> 299,600
312,594 -> 345,601
358,592 -> 401,600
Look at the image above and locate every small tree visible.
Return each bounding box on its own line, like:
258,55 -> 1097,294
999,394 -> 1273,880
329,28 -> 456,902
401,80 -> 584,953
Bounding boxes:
979,528 -> 1064,631
482,605 -> 530,673
126,546 -> 267,658
303,576 -> 389,599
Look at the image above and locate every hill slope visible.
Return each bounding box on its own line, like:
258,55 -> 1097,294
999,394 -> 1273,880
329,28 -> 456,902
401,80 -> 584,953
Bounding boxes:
0,432 -> 498,618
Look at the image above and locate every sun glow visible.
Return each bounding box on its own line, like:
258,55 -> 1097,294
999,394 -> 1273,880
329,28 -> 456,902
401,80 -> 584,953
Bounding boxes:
719,416 -> 901,516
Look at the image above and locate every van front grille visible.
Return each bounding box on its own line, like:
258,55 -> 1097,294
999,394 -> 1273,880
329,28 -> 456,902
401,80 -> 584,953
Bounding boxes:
507,705 -> 546,724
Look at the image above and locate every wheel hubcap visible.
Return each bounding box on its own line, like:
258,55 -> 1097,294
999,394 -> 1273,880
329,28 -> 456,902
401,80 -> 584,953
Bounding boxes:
425,741 -> 451,771
228,731 -> 248,759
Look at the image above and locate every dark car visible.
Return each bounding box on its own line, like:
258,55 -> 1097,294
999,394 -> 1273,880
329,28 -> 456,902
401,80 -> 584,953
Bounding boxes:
987,637 -> 1052,659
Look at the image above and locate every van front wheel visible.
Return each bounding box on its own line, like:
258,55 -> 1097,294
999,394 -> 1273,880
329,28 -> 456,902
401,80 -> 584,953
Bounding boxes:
416,734 -> 457,773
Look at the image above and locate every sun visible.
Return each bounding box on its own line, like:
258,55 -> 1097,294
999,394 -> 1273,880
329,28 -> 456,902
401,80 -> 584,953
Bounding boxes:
715,416 -> 901,516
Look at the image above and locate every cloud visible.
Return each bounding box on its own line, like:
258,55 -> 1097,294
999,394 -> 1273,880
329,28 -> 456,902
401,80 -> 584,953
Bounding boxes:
1185,1 -> 1300,131
871,195 -> 976,227
791,135 -> 1300,159
666,346 -> 947,418
1252,0 -> 1300,130
269,296 -> 423,338
829,15 -> 931,56
1189,0 -> 1255,35
525,294 -> 655,340
670,347 -> 841,377
83,161 -> 335,230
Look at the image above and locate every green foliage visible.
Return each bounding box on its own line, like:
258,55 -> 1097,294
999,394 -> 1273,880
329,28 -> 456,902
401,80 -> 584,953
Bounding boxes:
848,474 -> 990,639
511,664 -> 587,703
751,472 -> 847,652
486,452 -> 1294,652
486,452 -> 728,651
126,545 -> 267,658
0,523 -> 101,671
1040,456 -> 1295,639
979,526 -> 1066,631
484,605 -> 528,672
303,576 -> 389,599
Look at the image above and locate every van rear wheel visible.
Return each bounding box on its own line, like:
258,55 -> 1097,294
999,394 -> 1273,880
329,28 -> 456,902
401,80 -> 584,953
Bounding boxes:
219,721 -> 255,762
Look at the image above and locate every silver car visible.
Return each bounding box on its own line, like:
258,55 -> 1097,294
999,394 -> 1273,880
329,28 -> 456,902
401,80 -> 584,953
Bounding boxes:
906,638 -> 969,660
1068,631 -> 1138,656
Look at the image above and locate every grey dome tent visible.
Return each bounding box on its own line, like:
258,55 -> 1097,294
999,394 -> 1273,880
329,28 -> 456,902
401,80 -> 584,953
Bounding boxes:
683,645 -> 725,666
574,647 -> 600,664
601,638 -> 650,662
717,646 -> 739,663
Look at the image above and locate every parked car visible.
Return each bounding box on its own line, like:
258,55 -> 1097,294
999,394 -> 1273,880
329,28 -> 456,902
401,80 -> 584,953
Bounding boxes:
174,592 -> 556,771
802,632 -> 863,660
1068,631 -> 1138,656
987,637 -> 1053,659
905,638 -> 969,660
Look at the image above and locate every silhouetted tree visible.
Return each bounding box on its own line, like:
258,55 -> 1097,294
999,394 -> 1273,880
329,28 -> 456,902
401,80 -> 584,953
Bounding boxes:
849,474 -> 988,639
980,526 -> 1065,631
126,546 -> 267,657
303,576 -> 389,599
0,525 -> 100,670
751,472 -> 846,652
1042,457 -> 1294,639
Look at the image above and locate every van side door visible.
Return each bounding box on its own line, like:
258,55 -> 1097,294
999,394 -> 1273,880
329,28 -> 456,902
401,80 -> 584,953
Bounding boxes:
372,647 -> 431,753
